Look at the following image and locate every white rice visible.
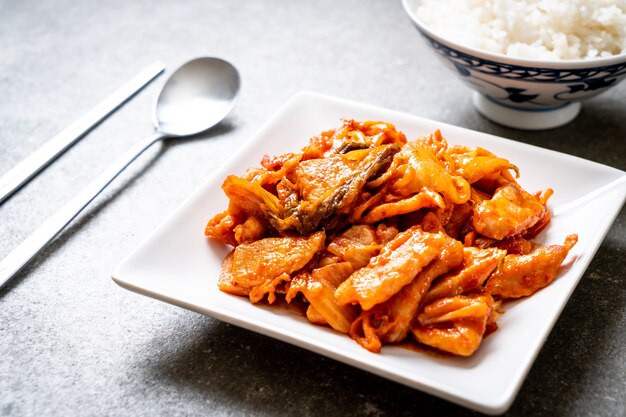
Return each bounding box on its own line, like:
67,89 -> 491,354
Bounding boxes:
415,0 -> 626,60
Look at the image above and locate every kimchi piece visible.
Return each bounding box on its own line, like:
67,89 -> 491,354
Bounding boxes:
335,225 -> 459,311
423,247 -> 506,305
412,292 -> 495,356
293,144 -> 400,234
357,132 -> 471,224
326,224 -> 398,269
485,234 -> 578,298
205,120 -> 578,358
472,183 -> 552,240
220,231 -> 325,303
287,262 -> 356,333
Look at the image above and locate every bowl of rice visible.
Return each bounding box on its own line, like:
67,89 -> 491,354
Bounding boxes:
402,0 -> 626,129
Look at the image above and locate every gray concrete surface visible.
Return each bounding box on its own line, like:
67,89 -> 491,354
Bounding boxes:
1,0 -> 625,416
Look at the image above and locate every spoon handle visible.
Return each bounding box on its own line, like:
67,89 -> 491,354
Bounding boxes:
0,132 -> 166,289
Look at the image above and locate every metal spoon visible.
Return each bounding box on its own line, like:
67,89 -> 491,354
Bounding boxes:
0,57 -> 241,289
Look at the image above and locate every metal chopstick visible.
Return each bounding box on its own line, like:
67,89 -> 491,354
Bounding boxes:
0,61 -> 165,204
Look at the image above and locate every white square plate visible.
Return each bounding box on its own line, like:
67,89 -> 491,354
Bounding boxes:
112,91 -> 626,415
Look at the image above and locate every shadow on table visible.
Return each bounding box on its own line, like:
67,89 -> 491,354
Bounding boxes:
136,234 -> 625,417
136,318 -> 478,417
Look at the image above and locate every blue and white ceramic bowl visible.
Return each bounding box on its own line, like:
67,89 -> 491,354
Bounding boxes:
402,0 -> 626,130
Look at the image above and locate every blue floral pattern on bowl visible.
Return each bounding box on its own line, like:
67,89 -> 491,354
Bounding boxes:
419,31 -> 626,110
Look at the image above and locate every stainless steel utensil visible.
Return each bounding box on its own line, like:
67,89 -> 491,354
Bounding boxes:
0,62 -> 165,204
0,57 -> 241,289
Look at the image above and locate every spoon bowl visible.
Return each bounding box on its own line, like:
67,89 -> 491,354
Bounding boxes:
154,57 -> 240,137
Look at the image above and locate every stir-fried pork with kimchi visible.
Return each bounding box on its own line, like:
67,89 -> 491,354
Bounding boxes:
205,120 -> 577,357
